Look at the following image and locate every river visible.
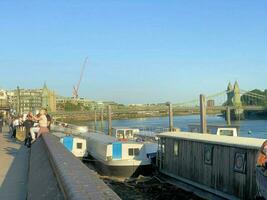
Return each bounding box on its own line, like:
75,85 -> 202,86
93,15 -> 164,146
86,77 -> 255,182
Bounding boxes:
76,115 -> 267,139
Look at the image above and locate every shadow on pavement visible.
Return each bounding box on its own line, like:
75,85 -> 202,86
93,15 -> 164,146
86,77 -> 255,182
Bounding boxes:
0,142 -> 29,200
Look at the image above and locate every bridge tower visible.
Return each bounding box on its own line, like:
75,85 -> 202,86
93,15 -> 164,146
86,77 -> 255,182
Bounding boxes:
226,82 -> 234,106
233,81 -> 242,107
226,81 -> 244,120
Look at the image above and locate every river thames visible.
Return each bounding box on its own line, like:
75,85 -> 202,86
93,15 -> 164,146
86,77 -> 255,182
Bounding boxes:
80,115 -> 267,139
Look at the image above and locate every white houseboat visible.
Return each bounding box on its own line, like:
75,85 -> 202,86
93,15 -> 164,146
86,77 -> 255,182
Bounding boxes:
52,131 -> 88,158
60,136 -> 88,158
86,133 -> 153,178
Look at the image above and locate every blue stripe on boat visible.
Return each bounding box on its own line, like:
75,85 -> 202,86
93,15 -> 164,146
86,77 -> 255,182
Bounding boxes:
63,136 -> 73,152
112,142 -> 122,160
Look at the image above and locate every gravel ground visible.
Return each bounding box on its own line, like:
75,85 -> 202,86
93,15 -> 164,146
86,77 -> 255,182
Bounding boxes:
103,177 -> 204,200
84,161 -> 204,200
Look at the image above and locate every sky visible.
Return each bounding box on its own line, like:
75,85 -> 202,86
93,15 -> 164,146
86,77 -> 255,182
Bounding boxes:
0,0 -> 267,104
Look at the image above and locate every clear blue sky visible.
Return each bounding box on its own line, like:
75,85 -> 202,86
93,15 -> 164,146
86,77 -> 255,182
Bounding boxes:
1,0 -> 267,104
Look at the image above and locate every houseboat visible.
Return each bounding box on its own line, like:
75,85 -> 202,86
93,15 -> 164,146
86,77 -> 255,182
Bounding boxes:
157,131 -> 265,200
86,132 -> 153,178
52,131 -> 88,158
60,136 -> 88,158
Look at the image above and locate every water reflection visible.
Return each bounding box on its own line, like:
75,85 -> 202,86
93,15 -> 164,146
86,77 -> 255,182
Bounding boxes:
75,115 -> 267,139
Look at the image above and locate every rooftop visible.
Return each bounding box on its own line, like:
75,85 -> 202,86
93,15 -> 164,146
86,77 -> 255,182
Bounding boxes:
158,131 -> 266,150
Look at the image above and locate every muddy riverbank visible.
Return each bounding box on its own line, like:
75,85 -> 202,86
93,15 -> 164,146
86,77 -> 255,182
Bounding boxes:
103,177 -> 204,200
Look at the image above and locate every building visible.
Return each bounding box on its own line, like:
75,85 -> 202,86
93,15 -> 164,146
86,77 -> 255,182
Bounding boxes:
7,83 -> 56,115
0,89 -> 8,112
42,83 -> 56,112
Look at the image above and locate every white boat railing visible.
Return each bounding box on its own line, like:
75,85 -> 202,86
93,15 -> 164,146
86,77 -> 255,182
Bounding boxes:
137,127 -> 172,133
51,121 -> 106,138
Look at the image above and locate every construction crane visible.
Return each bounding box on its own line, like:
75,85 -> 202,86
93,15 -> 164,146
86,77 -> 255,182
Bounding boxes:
73,57 -> 88,99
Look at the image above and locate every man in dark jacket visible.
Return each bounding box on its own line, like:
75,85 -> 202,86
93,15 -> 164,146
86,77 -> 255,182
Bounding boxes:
0,116 -> 3,133
23,114 -> 34,148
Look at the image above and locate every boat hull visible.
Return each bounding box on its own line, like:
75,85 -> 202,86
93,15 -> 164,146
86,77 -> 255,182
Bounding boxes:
87,155 -> 153,178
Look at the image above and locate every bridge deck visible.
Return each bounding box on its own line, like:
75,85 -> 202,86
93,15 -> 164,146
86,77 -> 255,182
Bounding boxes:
0,127 -> 29,200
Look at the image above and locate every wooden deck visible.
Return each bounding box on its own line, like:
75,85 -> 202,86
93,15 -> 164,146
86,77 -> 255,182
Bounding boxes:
0,127 -> 30,200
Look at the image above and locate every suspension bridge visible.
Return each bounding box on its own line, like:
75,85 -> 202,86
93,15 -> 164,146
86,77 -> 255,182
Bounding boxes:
173,81 -> 267,120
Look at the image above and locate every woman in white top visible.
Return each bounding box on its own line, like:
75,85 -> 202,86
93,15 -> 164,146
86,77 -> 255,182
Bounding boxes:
32,109 -> 49,138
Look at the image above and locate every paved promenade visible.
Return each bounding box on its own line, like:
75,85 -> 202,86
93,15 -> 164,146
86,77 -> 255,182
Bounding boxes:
0,127 -> 29,200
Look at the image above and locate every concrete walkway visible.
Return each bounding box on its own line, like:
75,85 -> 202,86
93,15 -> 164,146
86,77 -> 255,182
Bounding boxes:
0,127 -> 29,200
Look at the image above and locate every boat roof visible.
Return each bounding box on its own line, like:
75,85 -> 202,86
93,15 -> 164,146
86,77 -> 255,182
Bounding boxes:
136,131 -> 157,137
87,132 -> 118,144
86,132 -> 144,145
158,131 -> 265,150
112,127 -> 140,130
52,132 -> 86,140
188,123 -> 240,129
52,132 -> 68,138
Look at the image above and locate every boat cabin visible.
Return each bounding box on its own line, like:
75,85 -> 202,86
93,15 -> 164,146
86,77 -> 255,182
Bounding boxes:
135,131 -> 159,142
216,127 -> 238,137
188,124 -> 240,137
60,136 -> 88,158
112,127 -> 140,140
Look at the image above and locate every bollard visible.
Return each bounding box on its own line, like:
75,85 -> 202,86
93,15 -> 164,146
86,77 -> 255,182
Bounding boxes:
200,94 -> 207,133
94,108 -> 97,131
100,108 -> 104,132
167,102 -> 174,132
226,107 -> 231,126
108,105 -> 112,136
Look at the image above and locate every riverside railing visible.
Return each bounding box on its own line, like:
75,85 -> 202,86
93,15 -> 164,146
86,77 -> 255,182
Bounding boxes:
28,133 -> 121,200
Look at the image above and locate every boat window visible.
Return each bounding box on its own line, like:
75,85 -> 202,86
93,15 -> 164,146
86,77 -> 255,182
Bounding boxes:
117,130 -> 125,139
112,129 -> 116,136
77,143 -> 83,149
173,141 -> 179,156
219,130 -> 234,136
128,148 -> 134,156
128,148 -> 140,156
134,148 -> 140,156
125,130 -> 133,138
161,138 -> 166,154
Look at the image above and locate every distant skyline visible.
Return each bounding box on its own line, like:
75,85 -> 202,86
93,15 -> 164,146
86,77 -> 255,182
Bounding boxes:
1,1 -> 267,104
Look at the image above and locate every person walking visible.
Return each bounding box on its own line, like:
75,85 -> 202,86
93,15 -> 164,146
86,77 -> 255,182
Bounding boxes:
30,119 -> 39,143
8,116 -> 13,134
23,114 -> 34,148
0,115 -> 3,133
11,117 -> 19,139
